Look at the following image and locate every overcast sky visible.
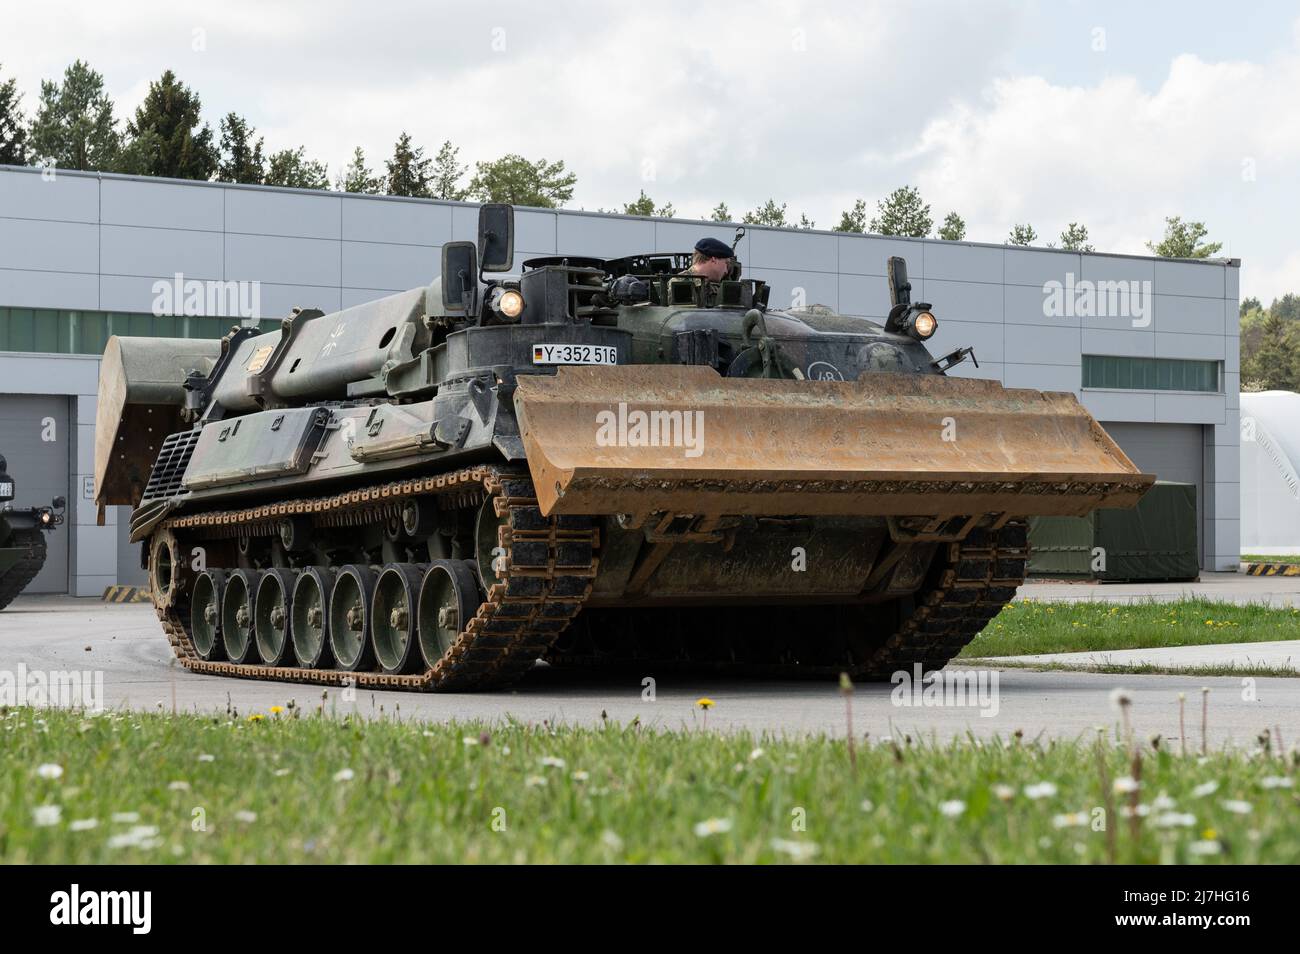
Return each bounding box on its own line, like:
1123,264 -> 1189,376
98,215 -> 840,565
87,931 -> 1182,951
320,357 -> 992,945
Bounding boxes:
5,0 -> 1298,301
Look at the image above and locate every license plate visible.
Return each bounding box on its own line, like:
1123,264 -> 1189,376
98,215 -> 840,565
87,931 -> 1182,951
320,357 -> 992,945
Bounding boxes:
0,482 -> 12,498
532,344 -> 617,366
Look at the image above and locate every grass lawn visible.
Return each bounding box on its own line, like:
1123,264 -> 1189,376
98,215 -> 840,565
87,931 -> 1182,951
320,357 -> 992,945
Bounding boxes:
2,708 -> 1298,864
960,599 -> 1300,659
1242,554 -> 1300,565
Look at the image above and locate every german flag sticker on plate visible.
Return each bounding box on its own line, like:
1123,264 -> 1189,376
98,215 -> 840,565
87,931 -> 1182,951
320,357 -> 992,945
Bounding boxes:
531,344 -> 618,366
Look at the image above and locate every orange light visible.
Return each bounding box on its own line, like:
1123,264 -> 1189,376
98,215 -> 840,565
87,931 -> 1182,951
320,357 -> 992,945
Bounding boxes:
913,311 -> 937,339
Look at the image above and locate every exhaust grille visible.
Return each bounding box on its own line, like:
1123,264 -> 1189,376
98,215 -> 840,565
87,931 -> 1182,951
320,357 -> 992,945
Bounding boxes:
142,429 -> 201,501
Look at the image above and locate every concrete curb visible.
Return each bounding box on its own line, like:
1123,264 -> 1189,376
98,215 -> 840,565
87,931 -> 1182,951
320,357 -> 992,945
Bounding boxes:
102,585 -> 150,602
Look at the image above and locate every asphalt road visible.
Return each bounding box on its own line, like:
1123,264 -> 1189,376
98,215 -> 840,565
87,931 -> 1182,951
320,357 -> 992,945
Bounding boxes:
2,595 -> 1297,746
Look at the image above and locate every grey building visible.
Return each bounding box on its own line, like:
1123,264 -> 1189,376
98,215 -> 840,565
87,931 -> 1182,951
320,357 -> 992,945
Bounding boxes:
0,164 -> 1241,595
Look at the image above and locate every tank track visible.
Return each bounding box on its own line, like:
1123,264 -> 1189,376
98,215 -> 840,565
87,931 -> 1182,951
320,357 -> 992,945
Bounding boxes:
0,529 -> 48,611
546,521 -> 1028,679
152,466 -> 598,691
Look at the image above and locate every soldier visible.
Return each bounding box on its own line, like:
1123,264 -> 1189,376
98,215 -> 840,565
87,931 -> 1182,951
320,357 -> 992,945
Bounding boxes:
683,237 -> 735,281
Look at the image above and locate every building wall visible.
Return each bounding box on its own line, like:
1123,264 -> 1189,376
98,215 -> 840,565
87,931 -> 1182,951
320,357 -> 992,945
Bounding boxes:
0,165 -> 1242,593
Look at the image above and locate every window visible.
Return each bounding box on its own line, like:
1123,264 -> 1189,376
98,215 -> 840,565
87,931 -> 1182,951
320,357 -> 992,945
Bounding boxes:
0,307 -> 280,356
1082,355 -> 1219,392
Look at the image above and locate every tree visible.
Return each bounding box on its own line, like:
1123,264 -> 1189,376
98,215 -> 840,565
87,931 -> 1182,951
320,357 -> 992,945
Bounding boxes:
216,112 -> 264,184
0,64 -> 27,165
622,190 -> 673,217
265,146 -> 329,190
1059,222 -> 1093,252
467,154 -> 576,207
937,211 -> 966,241
868,186 -> 931,237
1242,312 -> 1300,391
797,213 -> 815,230
833,199 -> 867,233
430,140 -> 466,200
1239,296 -> 1261,318
384,132 -> 431,197
124,69 -> 218,180
744,199 -> 788,227
336,146 -> 380,194
27,60 -> 121,171
1007,223 -> 1037,246
1146,216 -> 1222,258
1270,293 -> 1300,323
708,201 -> 731,223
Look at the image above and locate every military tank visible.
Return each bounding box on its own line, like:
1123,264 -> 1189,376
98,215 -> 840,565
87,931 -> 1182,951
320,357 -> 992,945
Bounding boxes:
94,204 -> 1152,691
0,455 -> 66,610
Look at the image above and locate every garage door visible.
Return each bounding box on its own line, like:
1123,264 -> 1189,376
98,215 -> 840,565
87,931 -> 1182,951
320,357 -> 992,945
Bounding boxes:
0,394 -> 71,593
1101,422 -> 1205,565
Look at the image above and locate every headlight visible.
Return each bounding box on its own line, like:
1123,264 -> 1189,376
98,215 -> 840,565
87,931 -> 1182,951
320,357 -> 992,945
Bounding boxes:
39,510 -> 51,525
912,311 -> 937,339
491,288 -> 524,320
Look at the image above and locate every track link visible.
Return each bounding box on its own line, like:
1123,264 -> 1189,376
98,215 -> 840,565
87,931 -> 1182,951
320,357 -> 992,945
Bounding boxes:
153,466 -> 597,691
546,521 -> 1027,679
0,530 -> 48,611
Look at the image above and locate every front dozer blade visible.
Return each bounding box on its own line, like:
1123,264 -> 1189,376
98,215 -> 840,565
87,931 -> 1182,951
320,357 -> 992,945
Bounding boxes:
513,366 -> 1153,520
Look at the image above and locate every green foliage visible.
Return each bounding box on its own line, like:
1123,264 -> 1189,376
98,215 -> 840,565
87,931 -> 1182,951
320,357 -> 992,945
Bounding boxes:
124,70 -> 218,180
1270,292 -> 1300,323
0,64 -> 27,165
1239,296 -> 1261,318
216,113 -> 264,184
937,211 -> 966,241
336,146 -> 380,194
833,198 -> 867,233
622,190 -> 674,218
1241,312 -> 1300,391
264,146 -> 329,190
1147,216 -> 1222,259
467,154 -> 576,208
1059,222 -> 1093,252
869,186 -> 932,237
1006,223 -> 1037,246
430,140 -> 466,200
384,131 -> 432,197
708,201 -> 731,223
796,212 -> 814,230
743,199 -> 788,227
27,60 -> 121,172
7,708 -> 1299,864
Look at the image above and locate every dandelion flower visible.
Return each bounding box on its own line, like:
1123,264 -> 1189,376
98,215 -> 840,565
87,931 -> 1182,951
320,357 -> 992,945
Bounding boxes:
33,805 -> 62,827
269,706 -> 284,716
693,817 -> 733,837
1108,688 -> 1132,711
247,714 -> 265,723
36,763 -> 63,780
939,800 -> 966,818
332,768 -> 355,783
696,698 -> 715,710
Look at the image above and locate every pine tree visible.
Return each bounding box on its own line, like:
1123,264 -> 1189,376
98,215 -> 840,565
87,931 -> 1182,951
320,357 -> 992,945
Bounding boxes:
216,112 -> 264,184
430,140 -> 466,200
467,154 -> 576,207
868,186 -> 932,237
0,64 -> 28,165
1059,222 -> 1093,252
385,132 -> 432,197
27,60 -> 121,171
833,199 -> 867,233
336,146 -> 380,194
743,199 -> 788,227
708,202 -> 731,223
1007,223 -> 1037,246
123,70 -> 217,180
264,146 -> 329,190
1147,216 -> 1222,258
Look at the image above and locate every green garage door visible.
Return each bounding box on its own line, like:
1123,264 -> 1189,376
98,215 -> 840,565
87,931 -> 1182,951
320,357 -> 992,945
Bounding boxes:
0,394 -> 71,593
1100,422 -> 1205,567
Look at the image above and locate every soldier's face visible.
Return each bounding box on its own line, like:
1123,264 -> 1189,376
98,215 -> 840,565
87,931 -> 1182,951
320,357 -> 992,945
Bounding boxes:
696,256 -> 731,281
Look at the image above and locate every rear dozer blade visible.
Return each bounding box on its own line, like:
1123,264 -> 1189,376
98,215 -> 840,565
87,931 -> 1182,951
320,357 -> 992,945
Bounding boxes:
513,365 -> 1154,520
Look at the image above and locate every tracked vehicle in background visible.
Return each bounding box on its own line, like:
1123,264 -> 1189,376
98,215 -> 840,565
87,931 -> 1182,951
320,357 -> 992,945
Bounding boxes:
0,455 -> 66,610
94,204 -> 1152,691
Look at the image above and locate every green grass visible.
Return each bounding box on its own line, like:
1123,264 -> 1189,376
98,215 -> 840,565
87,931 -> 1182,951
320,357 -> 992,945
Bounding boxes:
959,599 -> 1300,659
1242,554 -> 1300,565
963,659 -> 1300,679
2,707 -> 1299,863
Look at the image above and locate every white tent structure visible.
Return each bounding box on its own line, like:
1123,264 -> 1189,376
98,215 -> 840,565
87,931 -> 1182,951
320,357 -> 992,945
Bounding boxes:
1240,390 -> 1300,554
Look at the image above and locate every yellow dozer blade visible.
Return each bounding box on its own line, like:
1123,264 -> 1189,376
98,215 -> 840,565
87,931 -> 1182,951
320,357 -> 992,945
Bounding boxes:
513,366 -> 1154,520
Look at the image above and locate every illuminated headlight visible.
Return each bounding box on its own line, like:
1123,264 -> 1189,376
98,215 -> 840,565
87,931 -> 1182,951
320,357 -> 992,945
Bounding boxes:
912,311 -> 937,339
39,510 -> 52,525
491,288 -> 525,320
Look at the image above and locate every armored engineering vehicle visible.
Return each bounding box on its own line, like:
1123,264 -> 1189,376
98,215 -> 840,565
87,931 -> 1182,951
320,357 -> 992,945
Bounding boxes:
94,204 -> 1153,691
0,455 -> 66,610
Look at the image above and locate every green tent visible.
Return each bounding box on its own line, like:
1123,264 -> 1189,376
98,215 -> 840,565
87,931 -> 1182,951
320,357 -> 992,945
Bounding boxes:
1028,481 -> 1198,582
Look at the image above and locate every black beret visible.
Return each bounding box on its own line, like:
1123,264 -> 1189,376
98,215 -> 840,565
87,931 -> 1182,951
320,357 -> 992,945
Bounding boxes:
693,237 -> 734,258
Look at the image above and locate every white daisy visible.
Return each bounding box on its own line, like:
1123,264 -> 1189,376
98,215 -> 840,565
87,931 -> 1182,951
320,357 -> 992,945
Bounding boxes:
36,763 -> 63,780
32,805 -> 62,827
939,800 -> 966,817
693,817 -> 733,837
333,768 -> 355,782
